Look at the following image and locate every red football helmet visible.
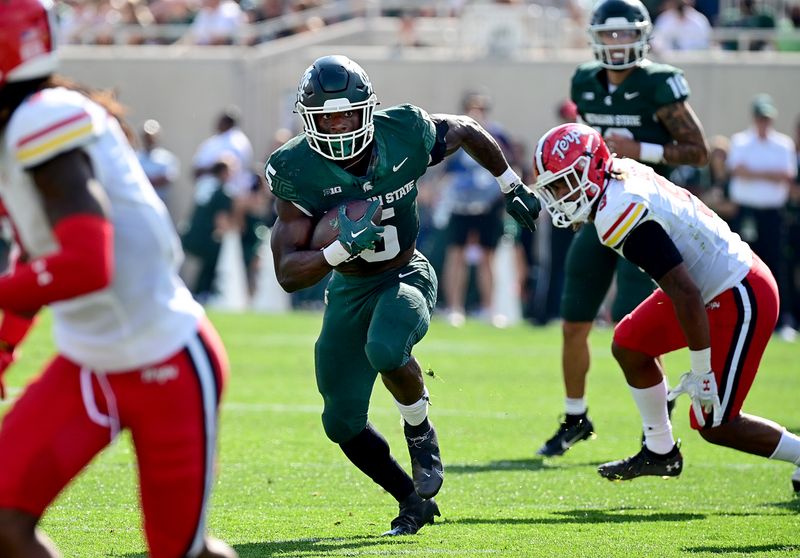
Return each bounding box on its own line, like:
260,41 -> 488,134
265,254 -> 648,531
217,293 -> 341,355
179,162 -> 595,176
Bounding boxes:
532,123 -> 612,228
0,0 -> 58,91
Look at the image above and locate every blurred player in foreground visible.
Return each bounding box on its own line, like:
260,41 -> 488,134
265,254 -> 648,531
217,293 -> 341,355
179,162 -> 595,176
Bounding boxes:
0,1 -> 236,556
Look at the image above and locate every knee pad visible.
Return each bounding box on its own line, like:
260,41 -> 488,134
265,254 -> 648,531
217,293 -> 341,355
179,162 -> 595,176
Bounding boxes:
365,340 -> 405,373
321,408 -> 365,444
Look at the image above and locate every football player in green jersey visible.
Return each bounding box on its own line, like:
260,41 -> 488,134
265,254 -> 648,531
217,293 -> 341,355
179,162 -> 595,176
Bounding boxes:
536,0 -> 709,458
266,55 -> 540,536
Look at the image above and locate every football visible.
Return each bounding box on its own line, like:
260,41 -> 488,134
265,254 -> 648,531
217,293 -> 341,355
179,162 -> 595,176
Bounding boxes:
310,199 -> 382,250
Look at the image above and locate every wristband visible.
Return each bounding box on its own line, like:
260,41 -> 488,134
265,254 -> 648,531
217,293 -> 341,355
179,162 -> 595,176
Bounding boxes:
496,167 -> 522,194
639,142 -> 665,164
689,347 -> 711,374
322,240 -> 351,267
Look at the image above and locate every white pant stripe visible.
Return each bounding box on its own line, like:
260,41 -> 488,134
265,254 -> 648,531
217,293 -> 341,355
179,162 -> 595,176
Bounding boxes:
185,334 -> 219,558
720,282 -> 752,417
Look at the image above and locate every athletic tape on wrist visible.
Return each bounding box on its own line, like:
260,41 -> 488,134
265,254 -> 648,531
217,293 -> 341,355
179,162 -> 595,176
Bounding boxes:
689,347 -> 711,374
322,240 -> 352,267
639,142 -> 665,164
496,167 -> 522,194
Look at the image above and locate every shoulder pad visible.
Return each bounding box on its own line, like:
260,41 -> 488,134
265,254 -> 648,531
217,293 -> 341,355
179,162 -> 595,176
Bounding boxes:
375,104 -> 436,152
264,136 -> 312,212
572,62 -> 602,82
6,88 -> 105,169
638,63 -> 690,103
594,182 -> 650,250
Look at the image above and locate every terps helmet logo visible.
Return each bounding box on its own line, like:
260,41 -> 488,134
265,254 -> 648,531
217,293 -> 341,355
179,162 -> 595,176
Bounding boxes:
19,28 -> 48,62
550,129 -> 584,160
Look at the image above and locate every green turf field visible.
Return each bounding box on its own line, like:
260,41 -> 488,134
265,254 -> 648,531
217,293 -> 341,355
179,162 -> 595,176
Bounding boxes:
3,311 -> 798,557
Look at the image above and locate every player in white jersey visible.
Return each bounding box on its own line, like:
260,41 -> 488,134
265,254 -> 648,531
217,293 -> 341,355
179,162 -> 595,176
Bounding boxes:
532,122 -> 800,489
0,1 -> 237,556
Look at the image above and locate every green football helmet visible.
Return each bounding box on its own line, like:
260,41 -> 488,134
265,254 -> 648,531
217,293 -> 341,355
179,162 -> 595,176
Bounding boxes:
295,55 -> 378,161
588,0 -> 652,70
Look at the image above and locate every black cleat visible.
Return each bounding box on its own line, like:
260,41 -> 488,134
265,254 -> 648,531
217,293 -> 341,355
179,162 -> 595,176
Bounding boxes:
536,414 -> 595,457
405,423 -> 444,499
382,494 -> 441,536
792,467 -> 800,494
598,441 -> 683,481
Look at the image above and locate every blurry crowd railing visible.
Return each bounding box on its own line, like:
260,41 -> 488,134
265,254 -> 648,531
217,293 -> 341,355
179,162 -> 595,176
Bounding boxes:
57,0 -> 800,52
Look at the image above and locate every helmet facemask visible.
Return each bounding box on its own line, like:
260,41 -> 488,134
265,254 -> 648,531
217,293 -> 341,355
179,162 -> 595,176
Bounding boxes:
533,124 -> 610,228
295,55 -> 378,161
589,21 -> 651,69
296,94 -> 377,161
535,156 -> 600,228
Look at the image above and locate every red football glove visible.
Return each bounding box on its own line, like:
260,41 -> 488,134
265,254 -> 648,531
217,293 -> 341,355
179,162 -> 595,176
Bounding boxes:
0,311 -> 36,400
0,342 -> 16,400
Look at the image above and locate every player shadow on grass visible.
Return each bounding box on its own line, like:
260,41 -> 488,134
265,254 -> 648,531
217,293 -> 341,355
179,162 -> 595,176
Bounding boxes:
452,508 -> 705,525
122,536 -> 411,557
681,543 -> 800,554
446,458 -> 605,474
764,499 -> 800,513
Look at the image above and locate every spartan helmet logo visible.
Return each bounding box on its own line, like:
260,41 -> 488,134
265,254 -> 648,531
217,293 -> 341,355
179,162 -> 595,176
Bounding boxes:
297,67 -> 313,101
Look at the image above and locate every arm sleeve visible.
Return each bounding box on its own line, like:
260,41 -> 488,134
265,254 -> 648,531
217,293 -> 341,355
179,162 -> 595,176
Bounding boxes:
0,214 -> 113,314
621,219 -> 683,282
429,120 -> 448,167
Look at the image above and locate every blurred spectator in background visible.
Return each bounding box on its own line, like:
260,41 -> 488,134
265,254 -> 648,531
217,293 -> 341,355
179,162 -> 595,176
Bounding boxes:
136,118 -> 180,216
181,0 -> 247,45
651,0 -> 712,53
181,155 -> 236,303
530,98 -> 579,325
699,135 -> 739,224
776,3 -> 800,51
57,0 -> 110,44
720,0 -> 776,51
783,116 -> 800,340
149,0 -> 196,26
246,0 -> 285,23
440,90 -> 515,327
193,106 -> 254,201
727,94 -> 797,338
239,171 -> 273,298
694,0 -> 721,24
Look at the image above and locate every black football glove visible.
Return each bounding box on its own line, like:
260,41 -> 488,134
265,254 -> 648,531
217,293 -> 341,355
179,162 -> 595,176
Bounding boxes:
504,183 -> 541,231
337,199 -> 385,256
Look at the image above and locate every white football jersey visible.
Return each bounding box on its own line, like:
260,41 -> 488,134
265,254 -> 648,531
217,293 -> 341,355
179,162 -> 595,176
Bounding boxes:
0,87 -> 203,371
594,158 -> 753,303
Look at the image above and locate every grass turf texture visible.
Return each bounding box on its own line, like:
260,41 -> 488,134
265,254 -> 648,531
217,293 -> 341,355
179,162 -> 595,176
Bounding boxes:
2,310 -> 798,557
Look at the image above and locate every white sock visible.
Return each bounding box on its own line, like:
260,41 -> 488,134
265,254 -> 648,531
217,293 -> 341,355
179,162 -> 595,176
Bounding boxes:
395,388 -> 429,427
629,378 -> 675,454
565,397 -> 587,416
769,430 -> 800,465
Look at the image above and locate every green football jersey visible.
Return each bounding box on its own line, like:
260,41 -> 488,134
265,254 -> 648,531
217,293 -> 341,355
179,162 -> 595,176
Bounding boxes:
571,59 -> 690,177
266,104 -> 436,264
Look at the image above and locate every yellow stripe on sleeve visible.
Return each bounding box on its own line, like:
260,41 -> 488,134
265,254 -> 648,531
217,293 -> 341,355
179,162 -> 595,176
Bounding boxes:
605,203 -> 646,247
16,123 -> 95,165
